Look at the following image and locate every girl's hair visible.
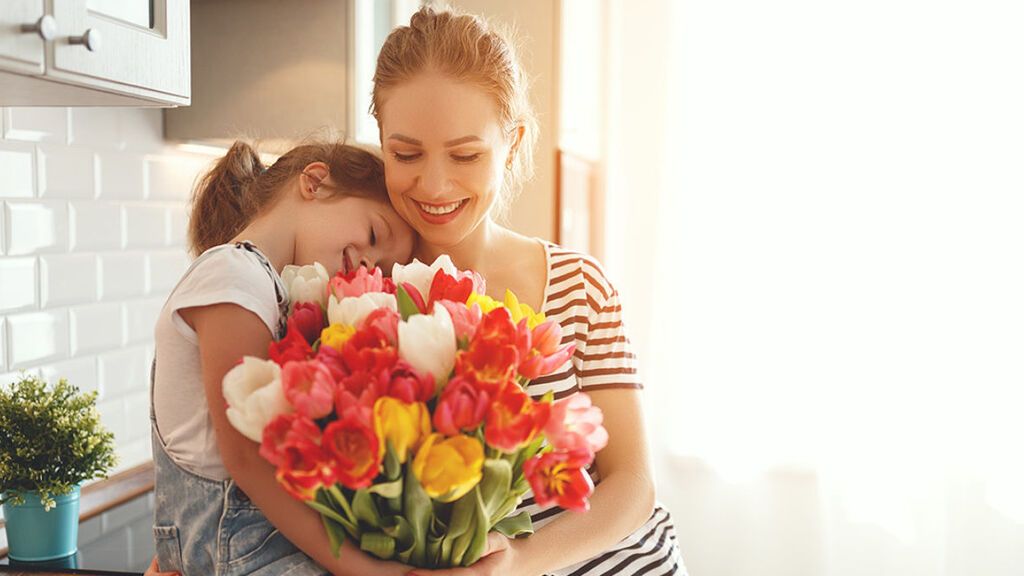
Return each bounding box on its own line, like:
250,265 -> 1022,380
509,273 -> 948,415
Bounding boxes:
188,140 -> 387,256
371,6 -> 538,211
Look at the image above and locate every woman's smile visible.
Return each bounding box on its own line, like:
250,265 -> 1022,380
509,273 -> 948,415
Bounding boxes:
414,198 -> 470,224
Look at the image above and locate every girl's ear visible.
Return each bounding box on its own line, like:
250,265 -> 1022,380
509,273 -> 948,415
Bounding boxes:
299,162 -> 331,200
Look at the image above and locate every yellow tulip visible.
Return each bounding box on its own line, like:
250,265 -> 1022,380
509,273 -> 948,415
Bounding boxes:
466,292 -> 502,315
503,290 -> 546,330
412,433 -> 484,501
373,397 -> 431,463
320,323 -> 356,352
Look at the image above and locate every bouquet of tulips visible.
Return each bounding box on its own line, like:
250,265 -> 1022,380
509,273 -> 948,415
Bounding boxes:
222,256 -> 608,568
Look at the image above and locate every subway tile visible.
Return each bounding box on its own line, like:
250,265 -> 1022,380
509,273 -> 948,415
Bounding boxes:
96,398 -> 127,449
167,205 -> 189,247
40,253 -> 98,307
99,252 -> 147,300
69,201 -> 122,251
97,152 -> 145,200
0,369 -> 41,387
147,250 -> 189,294
7,310 -> 69,368
3,108 -> 68,143
146,155 -> 211,202
123,298 -> 162,345
117,438 -> 153,476
4,201 -> 69,255
38,145 -> 96,198
70,302 -> 123,356
121,392 -> 151,446
79,515 -> 103,544
0,257 -> 37,312
68,108 -> 123,149
118,109 -> 164,152
39,356 -> 99,397
104,481 -> 151,526
122,204 -> 168,248
0,141 -> 36,198
98,347 -> 148,399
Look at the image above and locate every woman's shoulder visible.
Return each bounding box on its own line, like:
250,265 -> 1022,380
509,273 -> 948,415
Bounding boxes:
540,240 -> 617,303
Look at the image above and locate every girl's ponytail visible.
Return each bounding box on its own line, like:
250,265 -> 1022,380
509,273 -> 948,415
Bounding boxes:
187,141 -> 265,256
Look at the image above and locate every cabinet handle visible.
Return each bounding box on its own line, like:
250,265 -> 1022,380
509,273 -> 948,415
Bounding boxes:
68,28 -> 102,52
20,15 -> 57,41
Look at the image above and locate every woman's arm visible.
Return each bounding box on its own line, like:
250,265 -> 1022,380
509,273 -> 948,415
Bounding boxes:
410,387 -> 656,576
184,303 -> 412,576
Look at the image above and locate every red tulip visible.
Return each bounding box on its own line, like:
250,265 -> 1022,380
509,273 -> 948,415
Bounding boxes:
382,360 -> 435,404
288,301 -> 325,345
322,412 -> 382,489
523,449 -> 595,512
484,383 -> 551,453
433,376 -> 491,436
267,416 -> 333,501
268,326 -> 313,366
427,268 -> 475,308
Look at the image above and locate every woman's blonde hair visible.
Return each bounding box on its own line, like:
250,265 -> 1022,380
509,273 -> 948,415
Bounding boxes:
188,140 -> 387,256
371,5 -> 538,213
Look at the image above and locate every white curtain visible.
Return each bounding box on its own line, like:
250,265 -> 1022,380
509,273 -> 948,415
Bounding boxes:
604,1 -> 1024,574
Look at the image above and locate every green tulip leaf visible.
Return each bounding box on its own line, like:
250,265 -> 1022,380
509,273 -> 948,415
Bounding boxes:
367,478 -> 403,499
353,489 -> 382,529
404,460 -> 432,566
479,458 -> 512,521
360,531 -> 397,560
396,284 -> 421,321
320,513 -> 347,557
493,509 -> 535,538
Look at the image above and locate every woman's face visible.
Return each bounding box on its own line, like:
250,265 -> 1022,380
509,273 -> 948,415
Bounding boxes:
378,72 -> 513,249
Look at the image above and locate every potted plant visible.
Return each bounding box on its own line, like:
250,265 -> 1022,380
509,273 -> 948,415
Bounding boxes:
0,374 -> 117,561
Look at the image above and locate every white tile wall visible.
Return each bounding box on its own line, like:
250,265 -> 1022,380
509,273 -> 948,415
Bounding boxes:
0,141 -> 36,198
0,107 -> 202,476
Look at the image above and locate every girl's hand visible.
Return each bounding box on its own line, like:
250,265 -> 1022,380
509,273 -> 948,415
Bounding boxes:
406,533 -> 519,576
144,556 -> 180,576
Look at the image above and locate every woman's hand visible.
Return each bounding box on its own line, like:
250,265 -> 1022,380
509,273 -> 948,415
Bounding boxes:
144,556 -> 180,576
405,533 -> 520,576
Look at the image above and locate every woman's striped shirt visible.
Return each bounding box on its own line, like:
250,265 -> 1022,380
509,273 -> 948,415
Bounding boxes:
514,242 -> 686,576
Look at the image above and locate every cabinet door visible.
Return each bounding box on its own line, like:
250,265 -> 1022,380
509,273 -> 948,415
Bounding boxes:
0,0 -> 47,75
48,0 -> 189,103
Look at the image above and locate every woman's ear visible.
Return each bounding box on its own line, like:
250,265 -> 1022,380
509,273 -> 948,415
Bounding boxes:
299,162 -> 331,200
506,125 -> 525,169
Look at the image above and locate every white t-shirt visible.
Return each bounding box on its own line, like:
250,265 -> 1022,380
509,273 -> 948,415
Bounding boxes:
153,242 -> 286,480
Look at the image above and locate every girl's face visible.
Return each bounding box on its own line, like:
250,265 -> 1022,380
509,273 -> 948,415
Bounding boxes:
378,72 -> 514,249
294,192 -> 415,277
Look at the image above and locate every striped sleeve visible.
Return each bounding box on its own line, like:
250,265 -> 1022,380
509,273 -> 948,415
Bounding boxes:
579,261 -> 643,391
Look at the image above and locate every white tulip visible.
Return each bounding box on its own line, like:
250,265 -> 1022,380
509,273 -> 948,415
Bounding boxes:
391,255 -> 458,300
223,356 -> 291,443
328,292 -> 397,327
398,303 -> 456,386
281,262 -> 329,310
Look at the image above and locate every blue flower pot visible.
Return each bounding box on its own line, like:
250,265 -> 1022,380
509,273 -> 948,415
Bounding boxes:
2,485 -> 81,561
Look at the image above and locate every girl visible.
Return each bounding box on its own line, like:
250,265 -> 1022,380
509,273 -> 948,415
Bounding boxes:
373,8 -> 686,576
150,140 -> 418,575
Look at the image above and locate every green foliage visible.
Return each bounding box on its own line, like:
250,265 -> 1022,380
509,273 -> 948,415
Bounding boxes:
0,374 -> 117,510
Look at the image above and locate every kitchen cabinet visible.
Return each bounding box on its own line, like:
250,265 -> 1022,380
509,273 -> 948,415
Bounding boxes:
164,0 -> 420,150
0,0 -> 190,107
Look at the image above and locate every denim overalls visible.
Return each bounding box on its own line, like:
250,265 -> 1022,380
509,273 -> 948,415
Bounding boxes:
150,242 -> 328,576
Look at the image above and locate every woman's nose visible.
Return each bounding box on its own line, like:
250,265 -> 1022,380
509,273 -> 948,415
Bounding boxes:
418,157 -> 452,199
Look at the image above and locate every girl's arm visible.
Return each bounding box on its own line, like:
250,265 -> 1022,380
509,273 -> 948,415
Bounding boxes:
410,387 -> 656,576
183,303 -> 412,576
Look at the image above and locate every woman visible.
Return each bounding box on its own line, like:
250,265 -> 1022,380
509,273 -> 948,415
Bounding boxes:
375,7 -> 684,576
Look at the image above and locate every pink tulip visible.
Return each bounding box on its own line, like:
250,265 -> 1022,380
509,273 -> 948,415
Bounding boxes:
543,393 -> 608,455
281,359 -> 336,419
